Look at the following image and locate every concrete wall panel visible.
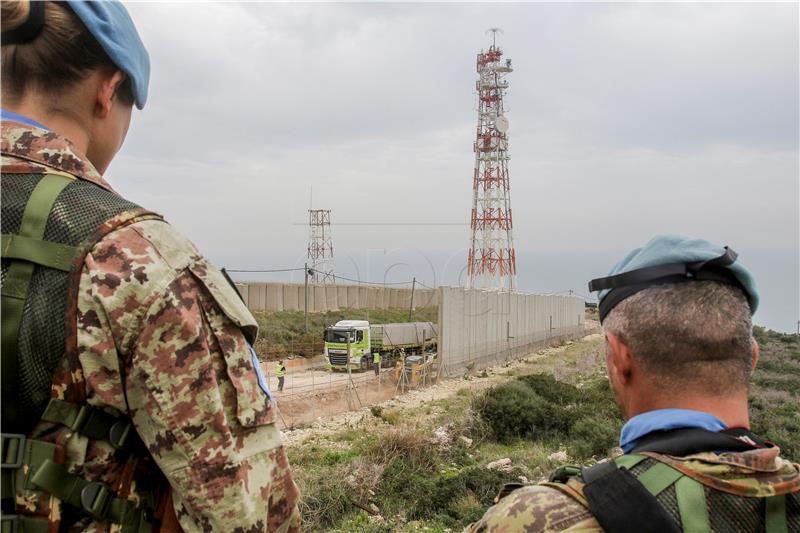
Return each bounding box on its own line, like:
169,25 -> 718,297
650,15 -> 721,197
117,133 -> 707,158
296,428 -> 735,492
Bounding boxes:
251,284 -> 266,312
336,286 -> 348,309
313,286 -> 325,312
282,285 -> 299,311
265,284 -> 283,312
347,286 -> 360,309
326,286 -> 338,311
438,287 -> 585,376
233,282 -> 442,313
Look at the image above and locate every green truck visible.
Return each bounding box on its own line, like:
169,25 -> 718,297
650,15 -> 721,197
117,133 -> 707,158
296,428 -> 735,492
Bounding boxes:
324,320 -> 437,371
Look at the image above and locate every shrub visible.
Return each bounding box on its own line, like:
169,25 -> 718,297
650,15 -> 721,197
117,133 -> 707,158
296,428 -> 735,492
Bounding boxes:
574,379 -> 623,421
568,414 -> 621,459
375,457 -> 437,518
335,513 -> 393,533
433,466 -> 522,509
369,428 -> 437,468
517,373 -> 581,405
376,460 -> 523,528
297,464 -> 355,530
475,380 -> 575,443
475,373 -> 624,457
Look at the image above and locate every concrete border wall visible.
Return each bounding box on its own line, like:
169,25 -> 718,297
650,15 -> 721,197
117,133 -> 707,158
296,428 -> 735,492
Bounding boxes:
234,282 -> 439,313
437,287 -> 586,376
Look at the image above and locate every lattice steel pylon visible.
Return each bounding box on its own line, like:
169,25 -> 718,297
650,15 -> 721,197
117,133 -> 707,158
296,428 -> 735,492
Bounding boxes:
467,29 -> 516,291
307,209 -> 336,284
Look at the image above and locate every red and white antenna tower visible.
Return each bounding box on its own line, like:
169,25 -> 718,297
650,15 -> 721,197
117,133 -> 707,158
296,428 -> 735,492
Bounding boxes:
467,28 -> 516,291
308,209 -> 336,284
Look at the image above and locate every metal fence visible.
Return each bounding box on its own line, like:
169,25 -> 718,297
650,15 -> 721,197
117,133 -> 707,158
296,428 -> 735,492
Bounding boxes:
263,360 -> 424,429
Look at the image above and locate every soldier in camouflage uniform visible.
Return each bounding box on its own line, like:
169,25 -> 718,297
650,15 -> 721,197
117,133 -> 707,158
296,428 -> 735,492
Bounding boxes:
1,1 -> 300,531
466,236 -> 799,532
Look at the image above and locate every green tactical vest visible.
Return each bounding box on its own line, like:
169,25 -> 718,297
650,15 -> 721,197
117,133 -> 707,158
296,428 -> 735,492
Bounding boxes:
1,172 -> 164,533
545,453 -> 799,532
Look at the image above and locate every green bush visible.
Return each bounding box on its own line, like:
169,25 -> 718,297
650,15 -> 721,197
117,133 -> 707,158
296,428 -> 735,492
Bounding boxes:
375,457 -> 438,518
376,458 -> 523,528
335,512 -> 393,533
476,381 -> 574,443
517,373 -> 581,405
297,465 -> 355,530
475,373 -> 624,460
568,414 -> 620,459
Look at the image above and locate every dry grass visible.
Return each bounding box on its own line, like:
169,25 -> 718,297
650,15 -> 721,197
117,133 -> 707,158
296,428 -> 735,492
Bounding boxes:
368,427 -> 437,468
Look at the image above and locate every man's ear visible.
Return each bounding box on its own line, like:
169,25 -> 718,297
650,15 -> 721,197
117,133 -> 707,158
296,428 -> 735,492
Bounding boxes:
95,70 -> 127,119
750,337 -> 760,372
606,332 -> 634,386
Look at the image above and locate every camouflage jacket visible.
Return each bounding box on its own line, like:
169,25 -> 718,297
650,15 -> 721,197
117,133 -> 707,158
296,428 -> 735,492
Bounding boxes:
1,121 -> 300,532
465,445 -> 800,532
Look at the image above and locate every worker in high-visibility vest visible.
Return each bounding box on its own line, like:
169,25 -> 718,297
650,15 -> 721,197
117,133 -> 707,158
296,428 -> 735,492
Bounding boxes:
373,352 -> 381,376
275,360 -> 286,392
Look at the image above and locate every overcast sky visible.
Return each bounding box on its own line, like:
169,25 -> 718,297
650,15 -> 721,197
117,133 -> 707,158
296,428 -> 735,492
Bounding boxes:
110,2 -> 799,332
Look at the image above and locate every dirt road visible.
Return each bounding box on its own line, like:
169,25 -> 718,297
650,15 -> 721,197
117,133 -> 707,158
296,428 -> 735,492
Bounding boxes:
279,332 -> 603,442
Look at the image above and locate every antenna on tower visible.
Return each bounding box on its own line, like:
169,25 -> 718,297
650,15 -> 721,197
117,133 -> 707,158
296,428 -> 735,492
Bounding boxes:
467,31 -> 516,291
485,27 -> 503,48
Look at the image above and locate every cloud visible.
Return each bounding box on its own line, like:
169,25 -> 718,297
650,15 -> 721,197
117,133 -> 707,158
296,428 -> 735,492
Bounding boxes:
110,2 -> 798,331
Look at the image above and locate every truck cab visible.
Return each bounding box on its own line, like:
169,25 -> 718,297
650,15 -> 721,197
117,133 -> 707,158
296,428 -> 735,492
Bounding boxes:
324,320 -> 371,371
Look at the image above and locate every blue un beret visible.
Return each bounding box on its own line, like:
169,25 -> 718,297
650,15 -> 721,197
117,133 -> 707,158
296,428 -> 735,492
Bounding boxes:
588,235 -> 759,322
65,1 -> 150,109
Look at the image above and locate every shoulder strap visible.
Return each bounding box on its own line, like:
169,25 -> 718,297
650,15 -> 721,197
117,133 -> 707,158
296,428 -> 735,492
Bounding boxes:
1,173 -> 75,432
581,457 -> 682,533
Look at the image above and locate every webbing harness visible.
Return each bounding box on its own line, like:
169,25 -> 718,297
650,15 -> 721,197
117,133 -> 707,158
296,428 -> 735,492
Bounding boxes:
575,454 -> 789,533
1,174 -> 154,532
545,427 -> 791,533
1,174 -> 76,431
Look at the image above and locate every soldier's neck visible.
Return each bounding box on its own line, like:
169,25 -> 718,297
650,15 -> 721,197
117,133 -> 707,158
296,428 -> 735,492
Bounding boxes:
5,99 -> 91,158
627,389 -> 751,430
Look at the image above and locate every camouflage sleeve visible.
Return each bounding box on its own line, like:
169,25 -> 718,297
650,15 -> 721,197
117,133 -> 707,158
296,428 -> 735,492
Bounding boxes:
462,485 -> 599,533
77,219 -> 300,532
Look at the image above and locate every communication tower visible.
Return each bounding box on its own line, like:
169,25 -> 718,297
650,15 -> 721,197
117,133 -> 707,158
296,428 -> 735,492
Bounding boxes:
467,28 -> 516,291
307,209 -> 335,284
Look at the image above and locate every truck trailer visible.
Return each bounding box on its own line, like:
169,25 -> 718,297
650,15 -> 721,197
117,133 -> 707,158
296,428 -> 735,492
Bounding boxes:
324,320 -> 437,371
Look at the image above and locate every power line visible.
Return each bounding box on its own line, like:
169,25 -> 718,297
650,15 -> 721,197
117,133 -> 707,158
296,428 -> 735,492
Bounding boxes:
226,265 -> 416,286
544,289 -> 598,301
331,273 -> 413,286
225,267 -> 307,273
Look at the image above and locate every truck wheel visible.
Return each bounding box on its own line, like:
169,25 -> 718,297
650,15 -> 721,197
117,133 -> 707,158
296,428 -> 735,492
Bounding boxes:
360,357 -> 368,372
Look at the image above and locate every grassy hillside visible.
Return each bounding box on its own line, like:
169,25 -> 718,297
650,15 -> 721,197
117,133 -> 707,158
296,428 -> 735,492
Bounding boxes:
288,328 -> 799,532
750,326 -> 800,457
289,338 -> 608,532
252,307 -> 438,360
